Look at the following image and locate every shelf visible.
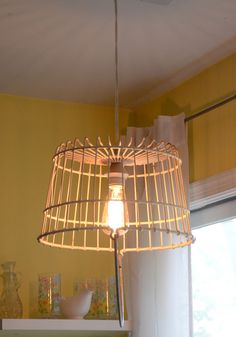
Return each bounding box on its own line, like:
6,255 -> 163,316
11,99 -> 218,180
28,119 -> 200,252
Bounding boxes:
0,319 -> 132,336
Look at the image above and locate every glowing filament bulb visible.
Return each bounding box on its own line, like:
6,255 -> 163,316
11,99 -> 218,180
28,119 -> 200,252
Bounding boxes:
107,185 -> 125,232
103,163 -> 129,237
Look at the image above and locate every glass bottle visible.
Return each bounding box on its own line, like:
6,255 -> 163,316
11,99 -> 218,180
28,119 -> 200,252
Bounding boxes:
0,261 -> 23,318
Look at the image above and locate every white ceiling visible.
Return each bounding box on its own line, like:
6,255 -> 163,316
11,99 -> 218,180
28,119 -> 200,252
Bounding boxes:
0,0 -> 236,107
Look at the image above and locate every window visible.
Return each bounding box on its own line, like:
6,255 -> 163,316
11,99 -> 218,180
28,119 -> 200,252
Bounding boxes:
192,218 -> 236,337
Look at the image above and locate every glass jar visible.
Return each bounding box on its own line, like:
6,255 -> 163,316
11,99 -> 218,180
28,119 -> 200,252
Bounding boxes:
0,261 -> 23,318
38,273 -> 61,318
74,277 -> 118,319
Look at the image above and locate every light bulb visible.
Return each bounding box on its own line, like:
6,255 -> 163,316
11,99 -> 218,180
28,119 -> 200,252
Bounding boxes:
102,162 -> 129,237
107,185 -> 125,232
103,184 -> 128,237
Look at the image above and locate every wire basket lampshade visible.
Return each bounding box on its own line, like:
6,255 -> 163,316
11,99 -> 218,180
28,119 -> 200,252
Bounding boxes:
38,137 -> 193,253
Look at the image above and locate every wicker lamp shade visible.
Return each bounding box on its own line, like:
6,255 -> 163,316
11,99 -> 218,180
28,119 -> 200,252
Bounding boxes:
38,137 -> 193,254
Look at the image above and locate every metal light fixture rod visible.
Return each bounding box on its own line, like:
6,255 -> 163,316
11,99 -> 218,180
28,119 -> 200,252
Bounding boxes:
114,0 -> 119,143
113,0 -> 125,327
113,235 -> 125,327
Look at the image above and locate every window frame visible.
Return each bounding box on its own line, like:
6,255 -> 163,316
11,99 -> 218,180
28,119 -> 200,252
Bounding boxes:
190,167 -> 236,229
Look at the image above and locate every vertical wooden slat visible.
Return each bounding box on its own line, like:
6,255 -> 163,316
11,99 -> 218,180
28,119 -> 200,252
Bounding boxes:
62,142 -> 76,246
176,157 -> 190,234
93,139 -> 98,249
53,145 -> 67,245
170,156 -> 184,234
97,165 -> 102,249
72,155 -> 82,247
72,140 -> 82,246
161,158 -> 173,246
157,154 -> 168,236
161,155 -> 173,244
167,157 -> 179,235
145,150 -> 153,248
78,141 -> 85,244
174,157 -> 187,234
133,148 -> 140,251
84,164 -> 92,248
152,163 -> 163,246
43,153 -> 59,236
107,149 -> 113,251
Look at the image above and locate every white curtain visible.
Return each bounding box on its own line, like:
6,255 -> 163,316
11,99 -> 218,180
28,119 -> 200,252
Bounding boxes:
123,113 -> 192,337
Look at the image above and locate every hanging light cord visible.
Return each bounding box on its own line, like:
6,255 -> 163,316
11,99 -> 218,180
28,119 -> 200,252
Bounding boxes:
114,0 -> 119,143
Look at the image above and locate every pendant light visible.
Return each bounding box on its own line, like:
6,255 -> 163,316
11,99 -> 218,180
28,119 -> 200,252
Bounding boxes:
38,0 -> 194,327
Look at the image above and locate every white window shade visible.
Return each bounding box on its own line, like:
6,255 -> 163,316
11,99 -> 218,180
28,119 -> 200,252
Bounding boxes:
190,167 -> 236,229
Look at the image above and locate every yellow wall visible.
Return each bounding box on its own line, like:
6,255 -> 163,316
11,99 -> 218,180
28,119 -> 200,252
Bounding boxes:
0,94 -> 131,318
134,53 -> 236,182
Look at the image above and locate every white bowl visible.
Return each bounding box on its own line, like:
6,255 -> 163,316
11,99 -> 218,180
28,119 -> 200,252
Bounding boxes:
61,290 -> 93,319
